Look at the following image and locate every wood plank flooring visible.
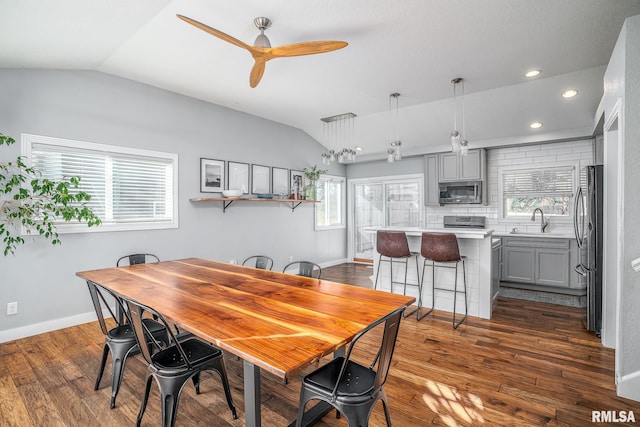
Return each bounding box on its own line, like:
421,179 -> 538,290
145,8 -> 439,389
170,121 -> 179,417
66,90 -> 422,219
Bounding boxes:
2,263 -> 639,426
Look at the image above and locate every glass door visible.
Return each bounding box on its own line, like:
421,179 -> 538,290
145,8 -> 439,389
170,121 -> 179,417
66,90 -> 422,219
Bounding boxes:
351,176 -> 423,262
353,183 -> 383,262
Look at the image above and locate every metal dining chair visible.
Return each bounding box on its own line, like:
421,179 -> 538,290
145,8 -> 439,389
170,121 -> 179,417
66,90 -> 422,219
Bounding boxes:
86,280 -> 167,409
116,253 -> 160,267
242,255 -> 274,270
295,307 -> 405,427
124,297 -> 238,427
283,261 -> 322,279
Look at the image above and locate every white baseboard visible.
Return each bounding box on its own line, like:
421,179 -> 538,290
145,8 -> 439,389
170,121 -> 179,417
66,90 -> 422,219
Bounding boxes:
618,369 -> 640,403
319,258 -> 350,269
0,311 -> 98,343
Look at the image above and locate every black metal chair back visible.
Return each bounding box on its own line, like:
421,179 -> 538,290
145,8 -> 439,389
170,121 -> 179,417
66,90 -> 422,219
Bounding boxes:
242,255 -> 274,270
86,280 -> 166,409
283,261 -> 322,279
116,253 -> 159,267
124,297 -> 237,427
295,307 -> 405,427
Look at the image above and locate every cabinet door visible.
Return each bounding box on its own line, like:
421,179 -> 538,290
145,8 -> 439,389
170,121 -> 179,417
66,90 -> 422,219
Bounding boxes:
438,152 -> 459,182
502,246 -> 534,283
535,248 -> 570,287
491,244 -> 501,303
459,149 -> 482,180
424,155 -> 440,205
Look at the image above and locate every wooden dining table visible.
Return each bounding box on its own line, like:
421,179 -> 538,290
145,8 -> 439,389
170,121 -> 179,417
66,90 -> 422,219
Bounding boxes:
76,258 -> 415,427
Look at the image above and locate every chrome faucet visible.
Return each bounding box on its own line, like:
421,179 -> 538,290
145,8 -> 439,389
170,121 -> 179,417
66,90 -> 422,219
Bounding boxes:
531,208 -> 549,233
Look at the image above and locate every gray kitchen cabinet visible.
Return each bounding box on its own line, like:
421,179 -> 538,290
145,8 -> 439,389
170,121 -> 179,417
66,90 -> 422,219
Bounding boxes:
424,154 -> 440,205
501,237 -> 575,288
438,148 -> 485,182
502,246 -> 535,283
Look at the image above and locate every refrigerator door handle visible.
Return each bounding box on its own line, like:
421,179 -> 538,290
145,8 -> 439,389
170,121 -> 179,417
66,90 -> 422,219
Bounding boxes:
575,263 -> 588,276
574,186 -> 584,248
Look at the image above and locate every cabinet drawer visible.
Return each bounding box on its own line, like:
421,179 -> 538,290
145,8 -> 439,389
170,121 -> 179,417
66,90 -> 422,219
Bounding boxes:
502,237 -> 569,249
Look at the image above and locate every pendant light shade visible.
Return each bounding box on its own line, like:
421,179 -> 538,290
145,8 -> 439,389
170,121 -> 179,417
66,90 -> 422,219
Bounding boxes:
387,93 -> 402,163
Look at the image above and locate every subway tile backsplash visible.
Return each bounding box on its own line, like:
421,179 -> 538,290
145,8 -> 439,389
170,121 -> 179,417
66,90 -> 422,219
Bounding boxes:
424,139 -> 594,234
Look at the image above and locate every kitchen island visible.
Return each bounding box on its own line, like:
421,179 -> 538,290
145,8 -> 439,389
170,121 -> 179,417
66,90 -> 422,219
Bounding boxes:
366,227 -> 496,319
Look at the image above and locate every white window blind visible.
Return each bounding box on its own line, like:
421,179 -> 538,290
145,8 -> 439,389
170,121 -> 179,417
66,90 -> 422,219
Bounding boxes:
502,166 -> 575,198
23,134 -> 178,232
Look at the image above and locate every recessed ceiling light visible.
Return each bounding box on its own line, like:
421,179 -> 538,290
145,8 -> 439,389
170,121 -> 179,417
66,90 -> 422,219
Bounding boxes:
562,89 -> 578,98
530,121 -> 543,129
355,146 -> 363,151
525,69 -> 542,78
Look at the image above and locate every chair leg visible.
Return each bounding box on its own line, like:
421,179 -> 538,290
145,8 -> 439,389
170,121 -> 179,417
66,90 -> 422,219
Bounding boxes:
191,373 -> 201,394
403,257 -> 418,318
417,260 -> 435,321
108,342 -> 135,409
136,374 -> 154,427
94,344 -> 109,390
373,254 -> 383,290
452,260 -> 468,329
208,358 -> 238,419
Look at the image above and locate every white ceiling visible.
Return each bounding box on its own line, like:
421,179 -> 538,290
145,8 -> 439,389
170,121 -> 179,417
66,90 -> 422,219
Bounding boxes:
2,0 -> 639,161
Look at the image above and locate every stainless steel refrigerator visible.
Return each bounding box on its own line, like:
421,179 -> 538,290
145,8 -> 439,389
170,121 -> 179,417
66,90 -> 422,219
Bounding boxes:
573,165 -> 603,336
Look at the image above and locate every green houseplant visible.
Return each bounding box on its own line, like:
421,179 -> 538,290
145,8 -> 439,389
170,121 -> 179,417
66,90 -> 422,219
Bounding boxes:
303,165 -> 327,200
0,132 -> 101,255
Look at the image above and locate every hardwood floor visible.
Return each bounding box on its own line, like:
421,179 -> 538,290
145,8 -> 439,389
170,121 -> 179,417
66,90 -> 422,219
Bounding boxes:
1,263 -> 639,426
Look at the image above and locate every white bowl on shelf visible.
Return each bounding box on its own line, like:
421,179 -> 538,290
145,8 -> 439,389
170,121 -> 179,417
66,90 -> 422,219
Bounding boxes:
222,189 -> 242,198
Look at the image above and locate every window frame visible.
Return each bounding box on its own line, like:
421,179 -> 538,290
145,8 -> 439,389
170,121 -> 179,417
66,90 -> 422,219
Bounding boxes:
314,174 -> 346,231
497,161 -> 578,224
21,133 -> 179,234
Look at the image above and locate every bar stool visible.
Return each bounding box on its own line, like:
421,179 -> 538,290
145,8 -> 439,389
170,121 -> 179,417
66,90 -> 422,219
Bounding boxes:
373,230 -> 420,317
417,232 -> 467,328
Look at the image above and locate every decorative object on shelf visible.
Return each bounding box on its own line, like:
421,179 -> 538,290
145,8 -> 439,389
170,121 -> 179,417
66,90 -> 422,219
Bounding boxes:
303,165 -> 327,200
222,189 -> 242,198
200,158 -> 225,193
0,132 -> 101,256
386,93 -> 402,163
227,161 -> 249,194
290,170 -> 305,200
271,167 -> 289,199
251,164 -> 270,195
320,112 -> 358,165
450,77 -> 469,155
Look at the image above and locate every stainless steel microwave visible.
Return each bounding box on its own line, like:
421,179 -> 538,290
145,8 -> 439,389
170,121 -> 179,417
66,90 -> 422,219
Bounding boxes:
439,181 -> 482,204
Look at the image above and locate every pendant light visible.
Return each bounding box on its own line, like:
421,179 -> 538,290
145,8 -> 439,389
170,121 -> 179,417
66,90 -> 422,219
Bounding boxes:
387,93 -> 402,163
451,77 -> 469,155
320,112 -> 357,165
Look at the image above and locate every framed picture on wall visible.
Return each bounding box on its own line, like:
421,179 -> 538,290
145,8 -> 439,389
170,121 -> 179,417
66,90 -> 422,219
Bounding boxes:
200,158 -> 225,193
227,161 -> 250,194
272,167 -> 289,198
251,164 -> 271,195
290,170 -> 305,199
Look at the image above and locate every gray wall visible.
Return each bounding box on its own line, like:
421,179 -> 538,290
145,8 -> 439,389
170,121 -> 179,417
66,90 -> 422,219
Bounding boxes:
346,156 -> 423,180
0,69 -> 347,339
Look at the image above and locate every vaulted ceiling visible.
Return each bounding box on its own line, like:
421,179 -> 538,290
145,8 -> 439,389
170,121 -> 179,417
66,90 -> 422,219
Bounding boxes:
2,0 -> 639,161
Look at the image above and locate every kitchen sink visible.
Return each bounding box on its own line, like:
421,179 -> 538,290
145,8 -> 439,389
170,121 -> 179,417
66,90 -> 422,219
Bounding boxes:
506,230 -> 574,239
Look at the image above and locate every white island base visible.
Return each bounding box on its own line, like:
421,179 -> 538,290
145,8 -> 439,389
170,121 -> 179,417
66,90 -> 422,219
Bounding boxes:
369,228 -> 496,320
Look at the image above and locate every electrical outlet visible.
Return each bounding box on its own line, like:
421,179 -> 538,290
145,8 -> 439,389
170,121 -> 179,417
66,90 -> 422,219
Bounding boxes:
7,301 -> 18,316
289,255 -> 294,262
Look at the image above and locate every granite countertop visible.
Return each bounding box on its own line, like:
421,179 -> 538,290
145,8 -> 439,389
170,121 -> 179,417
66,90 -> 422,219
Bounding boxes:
492,231 -> 575,239
364,226 -> 493,239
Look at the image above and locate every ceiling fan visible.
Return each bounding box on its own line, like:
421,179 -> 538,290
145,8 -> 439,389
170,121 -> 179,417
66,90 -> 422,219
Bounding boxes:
177,14 -> 348,88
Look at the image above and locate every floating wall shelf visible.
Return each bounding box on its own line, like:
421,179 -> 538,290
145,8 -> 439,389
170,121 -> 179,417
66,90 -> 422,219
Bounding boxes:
189,197 -> 319,213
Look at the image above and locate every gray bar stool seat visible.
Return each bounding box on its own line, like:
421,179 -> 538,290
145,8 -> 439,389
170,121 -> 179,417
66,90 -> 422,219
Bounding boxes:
417,232 -> 468,328
373,230 -> 420,317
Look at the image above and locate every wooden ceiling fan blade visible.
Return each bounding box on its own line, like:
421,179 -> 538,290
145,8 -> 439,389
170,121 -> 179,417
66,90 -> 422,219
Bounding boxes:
269,41 -> 348,58
177,14 -> 251,51
250,59 -> 267,88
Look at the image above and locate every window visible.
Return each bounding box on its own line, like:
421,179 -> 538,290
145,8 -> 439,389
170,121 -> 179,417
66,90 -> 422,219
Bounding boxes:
498,162 -> 577,220
314,175 -> 345,230
22,133 -> 178,233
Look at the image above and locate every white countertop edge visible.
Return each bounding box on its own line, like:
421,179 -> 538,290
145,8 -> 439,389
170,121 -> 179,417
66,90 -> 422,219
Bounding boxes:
363,227 -> 493,239
493,232 -> 575,239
